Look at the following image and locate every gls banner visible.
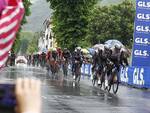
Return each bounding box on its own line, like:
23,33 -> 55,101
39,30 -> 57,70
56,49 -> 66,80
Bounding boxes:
132,0 -> 150,66
120,66 -> 150,88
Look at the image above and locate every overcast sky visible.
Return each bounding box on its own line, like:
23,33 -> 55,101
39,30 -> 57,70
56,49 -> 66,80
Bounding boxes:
22,0 -> 52,32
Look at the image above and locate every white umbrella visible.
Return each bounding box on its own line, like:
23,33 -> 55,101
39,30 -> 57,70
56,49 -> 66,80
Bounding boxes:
105,40 -> 124,48
93,44 -> 104,50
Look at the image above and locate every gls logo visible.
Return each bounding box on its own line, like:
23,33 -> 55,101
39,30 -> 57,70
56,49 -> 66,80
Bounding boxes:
137,13 -> 150,20
138,1 -> 150,8
133,68 -> 145,85
135,38 -> 149,45
120,67 -> 128,83
134,50 -> 149,57
136,26 -> 150,32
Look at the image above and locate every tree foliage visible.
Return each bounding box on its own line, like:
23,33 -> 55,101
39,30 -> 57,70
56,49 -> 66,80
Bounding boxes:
20,39 -> 29,54
87,0 -> 135,46
19,31 -> 34,54
26,32 -> 39,54
12,0 -> 32,53
26,39 -> 38,54
47,0 -> 98,50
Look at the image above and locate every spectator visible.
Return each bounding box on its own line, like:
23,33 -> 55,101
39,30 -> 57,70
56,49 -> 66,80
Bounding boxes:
15,78 -> 41,113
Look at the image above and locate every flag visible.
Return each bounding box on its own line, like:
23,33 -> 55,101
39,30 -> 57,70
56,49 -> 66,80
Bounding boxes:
0,0 -> 24,68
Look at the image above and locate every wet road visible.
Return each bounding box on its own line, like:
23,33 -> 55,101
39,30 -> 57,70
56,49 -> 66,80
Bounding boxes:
0,67 -> 150,113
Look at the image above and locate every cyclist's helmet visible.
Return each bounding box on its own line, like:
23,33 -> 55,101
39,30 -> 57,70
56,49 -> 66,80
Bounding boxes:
115,44 -> 121,50
95,49 -> 99,54
52,48 -> 57,51
76,47 -> 82,51
104,44 -> 110,50
64,48 -> 67,51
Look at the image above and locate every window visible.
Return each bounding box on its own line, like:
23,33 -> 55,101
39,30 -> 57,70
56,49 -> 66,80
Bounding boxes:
49,33 -> 52,39
46,34 -> 48,40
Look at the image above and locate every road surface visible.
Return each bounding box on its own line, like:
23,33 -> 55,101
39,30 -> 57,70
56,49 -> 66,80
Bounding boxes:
0,66 -> 150,113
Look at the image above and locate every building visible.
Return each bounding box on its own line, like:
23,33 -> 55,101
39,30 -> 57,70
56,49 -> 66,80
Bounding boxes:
38,19 -> 57,52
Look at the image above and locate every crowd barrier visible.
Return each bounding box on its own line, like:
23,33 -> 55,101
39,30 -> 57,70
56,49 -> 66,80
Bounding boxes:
120,66 -> 150,88
69,63 -> 150,88
68,63 -> 92,78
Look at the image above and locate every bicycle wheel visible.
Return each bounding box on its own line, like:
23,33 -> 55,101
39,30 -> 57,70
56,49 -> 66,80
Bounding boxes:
99,73 -> 105,89
106,75 -> 112,92
112,74 -> 119,94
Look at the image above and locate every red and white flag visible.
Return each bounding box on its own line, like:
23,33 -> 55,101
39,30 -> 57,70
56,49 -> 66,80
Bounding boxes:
0,0 -> 24,68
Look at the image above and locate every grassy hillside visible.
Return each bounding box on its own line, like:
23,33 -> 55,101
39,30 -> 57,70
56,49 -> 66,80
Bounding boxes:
19,31 -> 35,54
20,31 -> 34,40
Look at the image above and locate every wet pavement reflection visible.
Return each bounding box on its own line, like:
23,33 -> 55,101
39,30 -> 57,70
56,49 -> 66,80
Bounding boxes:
0,66 -> 150,113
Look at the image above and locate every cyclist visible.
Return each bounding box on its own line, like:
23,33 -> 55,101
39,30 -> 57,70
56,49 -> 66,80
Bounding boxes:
62,48 -> 71,77
46,51 -> 51,73
110,44 -> 122,71
57,47 -> 63,66
104,44 -> 124,88
52,48 -> 58,61
73,47 -> 83,81
120,47 -> 129,68
41,52 -> 46,68
62,48 -> 71,63
92,48 -> 104,85
110,45 -> 129,72
49,48 -> 59,75
101,44 -> 113,87
91,49 -> 98,80
57,47 -> 63,60
101,45 -> 112,68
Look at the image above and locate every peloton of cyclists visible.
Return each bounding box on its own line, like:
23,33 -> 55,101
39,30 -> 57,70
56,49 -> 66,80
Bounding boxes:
92,44 -> 129,86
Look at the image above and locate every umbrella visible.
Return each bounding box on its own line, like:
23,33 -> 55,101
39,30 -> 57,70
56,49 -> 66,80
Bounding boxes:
81,48 -> 89,54
105,40 -> 124,48
84,54 -> 92,59
42,48 -> 48,53
38,51 -> 42,54
88,48 -> 95,55
93,44 -> 104,50
48,47 -> 54,51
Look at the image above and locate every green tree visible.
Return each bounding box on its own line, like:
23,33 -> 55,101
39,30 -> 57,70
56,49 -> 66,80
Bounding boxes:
27,40 -> 38,54
12,0 -> 32,53
26,32 -> 39,54
18,31 -> 34,54
47,0 -> 98,50
87,0 -> 135,46
20,39 -> 29,54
